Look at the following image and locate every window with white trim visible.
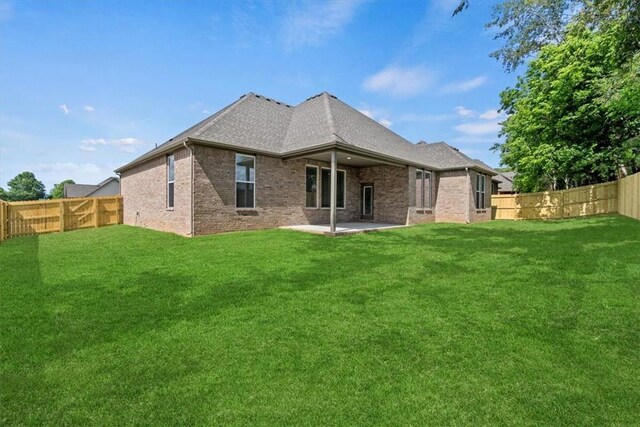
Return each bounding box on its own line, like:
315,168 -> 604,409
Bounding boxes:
236,154 -> 255,208
321,168 -> 345,209
425,171 -> 432,209
305,166 -> 318,208
475,173 -> 486,209
167,154 -> 175,209
416,169 -> 433,210
416,170 -> 424,209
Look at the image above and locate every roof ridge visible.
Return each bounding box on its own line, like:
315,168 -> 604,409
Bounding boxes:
322,93 -> 337,137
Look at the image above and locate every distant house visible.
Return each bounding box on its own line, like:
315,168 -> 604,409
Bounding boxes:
492,172 -> 516,194
63,177 -> 120,198
115,92 -> 498,236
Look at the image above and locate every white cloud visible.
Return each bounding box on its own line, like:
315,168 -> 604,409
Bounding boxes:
283,0 -> 366,48
441,76 -> 487,94
359,109 -> 374,119
203,110 -> 211,115
81,138 -> 108,146
454,106 -> 475,118
78,137 -> 144,153
112,137 -> 143,153
479,109 -> 505,120
379,118 -> 393,128
363,65 -> 434,97
455,121 -> 502,135
357,108 -> 392,128
59,104 -> 70,114
84,105 -> 95,112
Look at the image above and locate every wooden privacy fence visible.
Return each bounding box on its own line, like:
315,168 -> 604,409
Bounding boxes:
0,196 -> 123,242
491,172 -> 640,220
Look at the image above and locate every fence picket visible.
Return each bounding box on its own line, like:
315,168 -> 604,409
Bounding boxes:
0,196 -> 123,242
491,172 -> 640,220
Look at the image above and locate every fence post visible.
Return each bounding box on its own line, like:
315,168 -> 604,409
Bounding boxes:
0,201 -> 6,242
59,200 -> 65,232
561,190 -> 565,219
93,199 -> 99,228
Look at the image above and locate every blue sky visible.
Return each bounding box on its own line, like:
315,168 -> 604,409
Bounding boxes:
0,0 -> 517,191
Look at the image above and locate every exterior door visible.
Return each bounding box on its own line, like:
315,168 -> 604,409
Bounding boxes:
361,184 -> 374,220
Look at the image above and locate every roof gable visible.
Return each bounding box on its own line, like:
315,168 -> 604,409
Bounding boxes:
115,92 -> 498,174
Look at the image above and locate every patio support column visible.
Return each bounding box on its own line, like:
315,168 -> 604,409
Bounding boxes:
330,149 -> 337,232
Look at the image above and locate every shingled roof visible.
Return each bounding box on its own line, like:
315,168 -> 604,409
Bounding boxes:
115,92 -> 497,175
414,141 -> 497,175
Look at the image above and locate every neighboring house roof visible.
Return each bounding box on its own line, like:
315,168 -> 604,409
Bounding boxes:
64,177 -> 120,198
115,92 -> 498,175
493,172 -> 515,192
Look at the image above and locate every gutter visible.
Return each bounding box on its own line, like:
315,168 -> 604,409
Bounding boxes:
183,141 -> 195,237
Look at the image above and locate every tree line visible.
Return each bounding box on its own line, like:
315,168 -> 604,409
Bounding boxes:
457,0 -> 639,192
0,171 -> 74,201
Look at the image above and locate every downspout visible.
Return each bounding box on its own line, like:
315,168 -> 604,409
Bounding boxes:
183,141 -> 195,236
465,167 -> 470,224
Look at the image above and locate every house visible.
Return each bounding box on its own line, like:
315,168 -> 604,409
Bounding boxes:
63,177 -> 120,198
492,171 -> 516,194
115,92 -> 497,236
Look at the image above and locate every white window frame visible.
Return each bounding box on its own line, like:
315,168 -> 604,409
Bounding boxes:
166,154 -> 175,210
476,173 -> 486,210
362,185 -> 373,216
305,165 -> 319,209
320,167 -> 346,210
235,153 -> 256,209
416,169 -> 433,211
425,171 -> 432,210
416,169 -> 424,211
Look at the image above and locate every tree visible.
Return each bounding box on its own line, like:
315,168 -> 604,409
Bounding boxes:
0,187 -> 7,200
494,22 -> 640,192
5,172 -> 46,201
49,179 -> 75,199
455,0 -> 640,72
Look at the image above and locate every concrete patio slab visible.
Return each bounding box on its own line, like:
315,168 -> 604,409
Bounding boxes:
281,222 -> 406,236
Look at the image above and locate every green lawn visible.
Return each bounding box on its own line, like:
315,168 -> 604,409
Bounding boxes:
1,215 -> 639,425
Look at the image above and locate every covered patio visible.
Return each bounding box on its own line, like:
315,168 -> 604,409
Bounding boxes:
281,222 -> 406,236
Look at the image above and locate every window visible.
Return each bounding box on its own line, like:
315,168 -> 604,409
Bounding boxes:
416,170 -> 424,209
321,168 -> 345,209
476,173 -> 486,209
305,166 -> 318,208
425,171 -> 432,209
236,154 -> 255,208
167,154 -> 175,208
416,170 -> 433,210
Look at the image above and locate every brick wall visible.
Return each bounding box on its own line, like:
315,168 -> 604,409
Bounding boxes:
435,170 -> 470,223
120,143 -> 491,235
192,146 -> 362,235
120,146 -> 192,235
468,170 -> 492,223
357,165 -> 410,224
406,167 -> 437,225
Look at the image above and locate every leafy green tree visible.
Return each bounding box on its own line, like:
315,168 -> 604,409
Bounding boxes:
455,0 -> 639,72
49,179 -> 75,199
5,172 -> 46,201
0,187 -> 7,200
495,23 -> 640,192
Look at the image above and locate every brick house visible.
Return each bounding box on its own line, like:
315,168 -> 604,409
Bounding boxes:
115,92 -> 497,236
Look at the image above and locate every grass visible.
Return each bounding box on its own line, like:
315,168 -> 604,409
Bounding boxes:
1,215 -> 639,425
